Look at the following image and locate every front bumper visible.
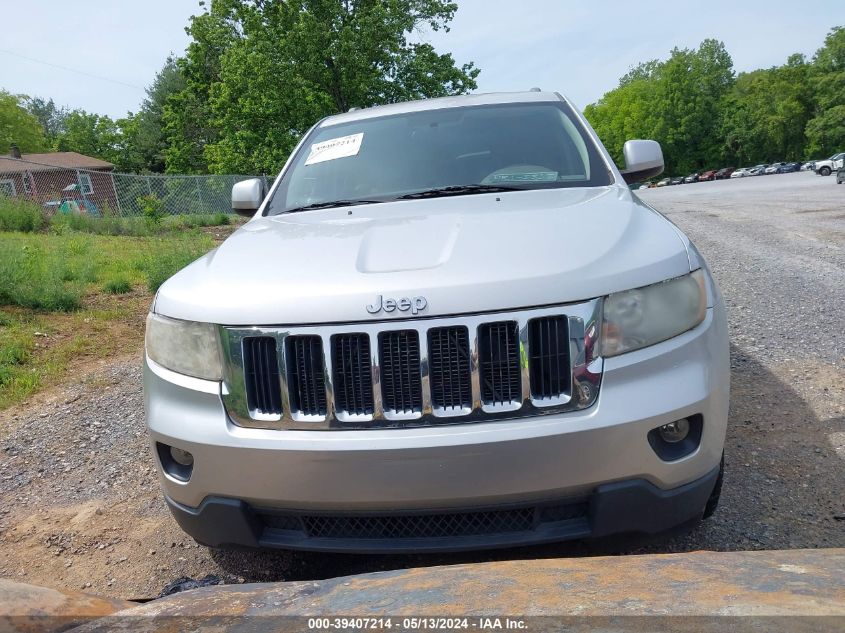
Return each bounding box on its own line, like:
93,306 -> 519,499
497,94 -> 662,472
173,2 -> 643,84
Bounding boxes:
145,303 -> 729,550
165,465 -> 720,552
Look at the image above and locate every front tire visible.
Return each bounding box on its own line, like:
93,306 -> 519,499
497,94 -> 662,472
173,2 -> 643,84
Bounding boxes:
819,166 -> 831,176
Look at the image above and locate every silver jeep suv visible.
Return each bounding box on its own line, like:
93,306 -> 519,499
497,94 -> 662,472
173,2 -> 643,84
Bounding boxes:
144,91 -> 729,552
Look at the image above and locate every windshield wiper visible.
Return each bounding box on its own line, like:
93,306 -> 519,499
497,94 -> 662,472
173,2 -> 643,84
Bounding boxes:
398,184 -> 523,199
284,199 -> 381,213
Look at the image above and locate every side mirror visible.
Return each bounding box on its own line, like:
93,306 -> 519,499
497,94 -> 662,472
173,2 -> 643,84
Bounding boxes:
620,140 -> 664,184
231,178 -> 265,217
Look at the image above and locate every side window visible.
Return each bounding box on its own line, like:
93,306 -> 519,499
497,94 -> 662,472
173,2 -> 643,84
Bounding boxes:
78,173 -> 93,195
0,179 -> 16,197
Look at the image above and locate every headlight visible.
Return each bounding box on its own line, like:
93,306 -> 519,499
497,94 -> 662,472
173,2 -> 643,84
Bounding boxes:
601,270 -> 706,357
145,313 -> 223,380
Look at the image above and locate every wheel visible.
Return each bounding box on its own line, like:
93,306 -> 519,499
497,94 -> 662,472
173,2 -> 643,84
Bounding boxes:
819,166 -> 831,176
703,453 -> 724,519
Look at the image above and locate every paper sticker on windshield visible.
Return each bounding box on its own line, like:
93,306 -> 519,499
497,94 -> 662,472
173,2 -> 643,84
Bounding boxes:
305,133 -> 364,166
487,171 -> 558,183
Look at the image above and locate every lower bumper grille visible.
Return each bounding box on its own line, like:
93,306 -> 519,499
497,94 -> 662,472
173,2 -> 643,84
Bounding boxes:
261,502 -> 588,541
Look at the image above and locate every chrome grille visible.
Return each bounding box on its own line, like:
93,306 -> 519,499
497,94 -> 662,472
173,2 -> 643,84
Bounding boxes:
379,330 -> 422,415
242,336 -> 282,417
428,326 -> 472,412
331,333 -> 374,416
220,299 -> 603,430
286,335 -> 327,417
528,316 -> 570,400
478,321 -> 521,406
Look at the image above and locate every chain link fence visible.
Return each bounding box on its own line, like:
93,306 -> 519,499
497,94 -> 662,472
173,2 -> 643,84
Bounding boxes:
0,157 -> 268,218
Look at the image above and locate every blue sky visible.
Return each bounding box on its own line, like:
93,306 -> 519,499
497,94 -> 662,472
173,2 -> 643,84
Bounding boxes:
0,0 -> 840,118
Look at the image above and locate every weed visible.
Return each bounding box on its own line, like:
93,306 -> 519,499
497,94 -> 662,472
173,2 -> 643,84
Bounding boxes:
103,277 -> 132,294
0,198 -> 46,232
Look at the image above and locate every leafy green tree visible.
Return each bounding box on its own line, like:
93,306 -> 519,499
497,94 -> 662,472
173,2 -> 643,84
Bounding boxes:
22,96 -> 68,143
119,58 -> 187,173
0,91 -> 49,154
721,55 -> 813,165
806,26 -> 845,156
54,110 -> 121,164
164,0 -> 480,174
585,39 -> 734,175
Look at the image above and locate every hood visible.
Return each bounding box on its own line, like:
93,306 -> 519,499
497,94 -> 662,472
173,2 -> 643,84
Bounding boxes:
155,187 -> 691,325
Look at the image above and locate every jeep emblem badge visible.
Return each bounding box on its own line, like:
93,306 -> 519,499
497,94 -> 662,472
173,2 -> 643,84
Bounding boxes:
366,295 -> 428,315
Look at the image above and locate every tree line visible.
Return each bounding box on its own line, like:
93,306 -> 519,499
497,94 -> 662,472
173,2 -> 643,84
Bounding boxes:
585,27 -> 845,176
1,1 -> 842,178
1,0 -> 478,175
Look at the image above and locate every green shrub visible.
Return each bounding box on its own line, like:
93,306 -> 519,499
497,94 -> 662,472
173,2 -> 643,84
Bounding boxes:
50,213 -> 153,237
211,212 -> 231,226
138,194 -> 165,226
163,212 -> 232,230
0,199 -> 46,233
103,277 -> 132,294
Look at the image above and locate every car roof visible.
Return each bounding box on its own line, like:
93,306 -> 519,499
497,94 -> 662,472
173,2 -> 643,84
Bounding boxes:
320,91 -> 565,127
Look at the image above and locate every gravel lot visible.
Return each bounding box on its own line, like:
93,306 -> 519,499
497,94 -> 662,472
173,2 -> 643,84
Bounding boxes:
1,170 -> 843,600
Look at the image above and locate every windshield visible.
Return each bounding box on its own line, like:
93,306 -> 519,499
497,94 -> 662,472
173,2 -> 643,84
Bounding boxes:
266,101 -> 611,215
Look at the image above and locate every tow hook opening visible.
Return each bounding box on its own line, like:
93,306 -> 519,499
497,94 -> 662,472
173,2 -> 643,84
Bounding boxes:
648,414 -> 703,461
156,442 -> 194,482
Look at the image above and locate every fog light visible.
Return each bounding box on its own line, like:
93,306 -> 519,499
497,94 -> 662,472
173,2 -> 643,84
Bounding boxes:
170,446 -> 194,467
658,418 -> 690,444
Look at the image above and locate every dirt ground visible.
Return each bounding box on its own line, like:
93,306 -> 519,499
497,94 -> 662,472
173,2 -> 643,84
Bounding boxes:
1,172 -> 843,600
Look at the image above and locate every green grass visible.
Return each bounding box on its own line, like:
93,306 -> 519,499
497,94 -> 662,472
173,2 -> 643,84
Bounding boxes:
163,212 -> 231,230
0,232 -> 214,311
0,196 -> 235,237
0,197 -> 234,410
0,198 -> 46,232
0,230 -> 216,409
102,277 -> 133,294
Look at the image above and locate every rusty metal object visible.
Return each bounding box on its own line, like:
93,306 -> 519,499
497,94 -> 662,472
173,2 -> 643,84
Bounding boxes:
0,578 -> 134,633
4,549 -> 844,631
87,549 -> 844,622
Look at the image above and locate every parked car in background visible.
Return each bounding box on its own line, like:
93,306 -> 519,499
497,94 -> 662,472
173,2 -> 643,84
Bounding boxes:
715,167 -> 735,179
656,177 -> 671,187
801,161 -> 816,171
730,167 -> 750,178
780,162 -> 801,173
838,166 -> 845,184
684,173 -> 699,183
814,152 -> 845,176
699,170 -> 717,181
748,164 -> 768,176
670,176 -> 685,185
764,163 -> 785,174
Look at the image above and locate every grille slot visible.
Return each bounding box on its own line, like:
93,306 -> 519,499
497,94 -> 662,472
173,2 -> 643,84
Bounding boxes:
331,334 -> 374,416
428,326 -> 472,411
302,509 -> 533,539
259,502 -> 588,540
286,335 -> 327,417
379,330 -> 422,415
242,336 -> 282,417
478,321 -> 522,406
528,316 -> 570,400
